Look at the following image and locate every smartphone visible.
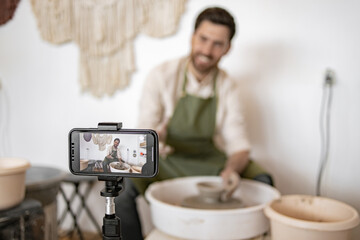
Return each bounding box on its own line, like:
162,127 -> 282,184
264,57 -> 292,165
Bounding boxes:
69,128 -> 159,178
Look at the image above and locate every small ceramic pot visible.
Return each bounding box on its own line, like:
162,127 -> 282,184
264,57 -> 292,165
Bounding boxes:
197,181 -> 224,203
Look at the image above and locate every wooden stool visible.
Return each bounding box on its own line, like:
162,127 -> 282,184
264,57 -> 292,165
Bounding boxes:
58,174 -> 101,240
0,199 -> 45,239
26,166 -> 66,240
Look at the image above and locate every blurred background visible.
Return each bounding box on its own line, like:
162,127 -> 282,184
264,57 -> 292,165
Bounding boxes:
1,0 -> 359,238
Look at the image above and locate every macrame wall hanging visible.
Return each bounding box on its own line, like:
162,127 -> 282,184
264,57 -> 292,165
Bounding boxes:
0,0 -> 21,25
30,0 -> 187,98
92,133 -> 113,151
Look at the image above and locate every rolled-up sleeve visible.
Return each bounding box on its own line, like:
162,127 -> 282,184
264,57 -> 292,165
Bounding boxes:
137,67 -> 164,129
214,75 -> 251,156
137,58 -> 184,130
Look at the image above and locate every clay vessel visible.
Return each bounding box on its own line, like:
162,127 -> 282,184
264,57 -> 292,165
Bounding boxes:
264,195 -> 360,240
0,157 -> 31,210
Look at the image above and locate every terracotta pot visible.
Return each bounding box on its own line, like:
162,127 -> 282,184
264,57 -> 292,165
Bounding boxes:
145,176 -> 280,240
0,157 -> 31,210
264,195 -> 360,240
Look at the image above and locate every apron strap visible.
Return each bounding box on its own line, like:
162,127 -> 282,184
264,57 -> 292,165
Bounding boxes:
182,66 -> 219,97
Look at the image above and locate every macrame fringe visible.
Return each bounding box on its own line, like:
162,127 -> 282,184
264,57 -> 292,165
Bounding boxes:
73,0 -> 144,56
30,0 -> 72,44
79,41 -> 135,97
30,0 -> 187,98
141,0 -> 187,37
92,133 -> 113,151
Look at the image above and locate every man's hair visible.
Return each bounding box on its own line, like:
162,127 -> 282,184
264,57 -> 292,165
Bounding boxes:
194,7 -> 236,41
114,138 -> 120,143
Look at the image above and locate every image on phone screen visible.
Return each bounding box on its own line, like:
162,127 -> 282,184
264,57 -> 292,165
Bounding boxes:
79,132 -> 149,174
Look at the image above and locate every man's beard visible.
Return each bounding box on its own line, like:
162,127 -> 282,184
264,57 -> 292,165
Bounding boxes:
190,53 -> 217,74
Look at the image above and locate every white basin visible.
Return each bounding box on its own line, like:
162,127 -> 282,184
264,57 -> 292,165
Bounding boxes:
145,176 -> 280,240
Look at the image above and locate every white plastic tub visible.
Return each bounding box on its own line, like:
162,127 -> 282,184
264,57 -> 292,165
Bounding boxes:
264,195 -> 360,240
145,176 -> 280,240
0,157 -> 31,210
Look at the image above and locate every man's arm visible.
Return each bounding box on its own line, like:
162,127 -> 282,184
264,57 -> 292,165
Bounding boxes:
105,146 -> 113,158
221,150 -> 250,177
220,150 -> 249,199
216,74 -> 251,177
117,150 -> 122,161
137,67 -> 165,130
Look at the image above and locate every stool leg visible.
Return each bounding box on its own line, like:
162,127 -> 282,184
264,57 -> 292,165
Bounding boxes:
58,184 -> 84,240
76,181 -> 102,236
72,183 -> 84,240
58,185 -> 77,226
58,177 -> 102,239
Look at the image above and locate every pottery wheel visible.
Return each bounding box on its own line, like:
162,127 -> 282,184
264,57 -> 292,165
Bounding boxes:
181,196 -> 245,210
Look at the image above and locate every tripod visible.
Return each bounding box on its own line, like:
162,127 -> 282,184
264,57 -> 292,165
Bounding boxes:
98,176 -> 124,240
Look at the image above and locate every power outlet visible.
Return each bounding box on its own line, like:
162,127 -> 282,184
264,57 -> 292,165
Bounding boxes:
325,69 -> 335,85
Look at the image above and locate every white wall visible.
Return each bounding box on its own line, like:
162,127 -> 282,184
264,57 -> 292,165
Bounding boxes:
1,0 -> 359,238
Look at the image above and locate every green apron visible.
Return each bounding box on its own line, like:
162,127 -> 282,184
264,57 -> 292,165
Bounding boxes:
133,68 -> 266,194
103,148 -> 119,172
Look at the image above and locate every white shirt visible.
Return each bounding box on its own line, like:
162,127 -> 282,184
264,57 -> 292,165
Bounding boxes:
107,145 -> 122,159
138,56 -> 250,156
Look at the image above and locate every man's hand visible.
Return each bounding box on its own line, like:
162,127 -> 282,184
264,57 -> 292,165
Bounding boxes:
159,142 -> 174,158
156,119 -> 174,157
219,150 -> 249,201
220,170 -> 240,202
156,120 -> 169,142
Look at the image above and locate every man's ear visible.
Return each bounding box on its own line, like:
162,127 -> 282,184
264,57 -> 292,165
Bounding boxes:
191,33 -> 196,47
223,42 -> 231,55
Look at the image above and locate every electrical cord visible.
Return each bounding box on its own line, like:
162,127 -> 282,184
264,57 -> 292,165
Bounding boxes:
316,69 -> 334,196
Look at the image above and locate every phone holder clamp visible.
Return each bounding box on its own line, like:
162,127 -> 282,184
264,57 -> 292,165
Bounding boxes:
97,122 -> 123,131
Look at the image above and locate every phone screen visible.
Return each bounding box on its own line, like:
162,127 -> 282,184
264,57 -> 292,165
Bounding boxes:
69,129 -> 158,177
